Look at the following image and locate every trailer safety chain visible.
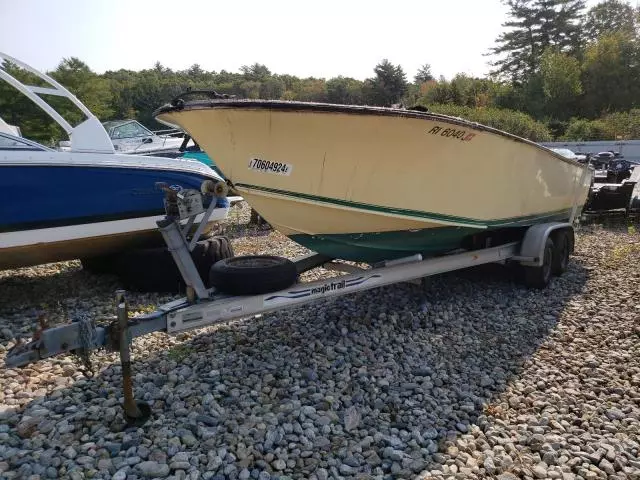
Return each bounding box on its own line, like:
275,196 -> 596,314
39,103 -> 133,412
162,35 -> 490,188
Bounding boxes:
72,313 -> 97,378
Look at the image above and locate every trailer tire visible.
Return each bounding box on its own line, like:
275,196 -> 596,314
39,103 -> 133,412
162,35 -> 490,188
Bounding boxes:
551,229 -> 570,276
114,235 -> 234,293
81,254 -> 119,274
209,255 -> 298,295
523,237 -> 554,289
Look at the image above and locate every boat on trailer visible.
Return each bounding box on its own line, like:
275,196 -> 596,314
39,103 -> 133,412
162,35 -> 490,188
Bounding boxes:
154,94 -> 592,263
0,52 -> 234,271
5,178 -> 585,425
3,89 -> 594,426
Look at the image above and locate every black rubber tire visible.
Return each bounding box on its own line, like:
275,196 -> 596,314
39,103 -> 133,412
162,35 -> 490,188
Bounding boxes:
209,255 -> 298,295
113,236 -> 234,293
523,237 -> 554,289
551,229 -> 570,276
81,254 -> 119,274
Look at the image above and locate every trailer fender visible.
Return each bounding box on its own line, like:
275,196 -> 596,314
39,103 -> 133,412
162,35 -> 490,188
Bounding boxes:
515,222 -> 574,267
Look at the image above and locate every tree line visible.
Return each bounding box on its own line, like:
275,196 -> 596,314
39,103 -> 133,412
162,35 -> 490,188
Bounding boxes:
2,0 -> 640,146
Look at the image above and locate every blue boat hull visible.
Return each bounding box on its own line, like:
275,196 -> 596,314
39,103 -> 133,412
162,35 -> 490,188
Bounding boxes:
1,165 -> 225,233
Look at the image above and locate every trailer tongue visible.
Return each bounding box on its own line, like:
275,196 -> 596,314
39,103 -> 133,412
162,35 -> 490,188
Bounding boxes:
5,182 -> 577,426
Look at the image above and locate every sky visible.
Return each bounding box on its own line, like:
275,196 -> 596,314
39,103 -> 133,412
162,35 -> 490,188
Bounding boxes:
1,0 -> 604,82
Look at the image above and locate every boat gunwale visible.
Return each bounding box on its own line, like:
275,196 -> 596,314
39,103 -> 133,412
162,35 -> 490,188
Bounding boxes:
153,98 -> 588,169
0,152 -> 222,178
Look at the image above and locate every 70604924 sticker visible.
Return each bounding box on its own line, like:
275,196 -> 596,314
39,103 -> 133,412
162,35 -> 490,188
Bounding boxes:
248,158 -> 293,176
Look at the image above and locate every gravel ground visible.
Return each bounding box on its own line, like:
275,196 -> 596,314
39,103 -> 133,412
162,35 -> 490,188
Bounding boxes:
0,207 -> 639,480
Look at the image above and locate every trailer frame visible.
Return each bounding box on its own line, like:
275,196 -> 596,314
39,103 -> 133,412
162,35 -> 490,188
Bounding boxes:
4,184 -> 577,425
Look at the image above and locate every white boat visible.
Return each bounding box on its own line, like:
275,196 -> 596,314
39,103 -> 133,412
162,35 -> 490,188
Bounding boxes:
101,119 -> 190,156
0,53 -> 233,271
154,96 -> 592,263
58,119 -> 190,156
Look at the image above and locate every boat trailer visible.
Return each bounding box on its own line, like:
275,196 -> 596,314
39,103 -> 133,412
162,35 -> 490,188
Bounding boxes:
4,183 -> 577,426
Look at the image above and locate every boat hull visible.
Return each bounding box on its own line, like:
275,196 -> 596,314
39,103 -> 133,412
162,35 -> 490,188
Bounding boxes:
0,154 -> 228,270
155,100 -> 591,262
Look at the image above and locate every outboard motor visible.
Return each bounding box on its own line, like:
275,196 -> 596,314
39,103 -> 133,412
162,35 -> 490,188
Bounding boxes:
607,159 -> 632,183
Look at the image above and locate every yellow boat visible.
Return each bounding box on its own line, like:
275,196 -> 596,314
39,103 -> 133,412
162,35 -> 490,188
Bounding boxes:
154,97 -> 592,263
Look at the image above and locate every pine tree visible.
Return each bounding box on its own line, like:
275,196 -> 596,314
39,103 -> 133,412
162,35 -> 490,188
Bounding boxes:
414,64 -> 434,84
488,0 -> 586,82
365,59 -> 408,106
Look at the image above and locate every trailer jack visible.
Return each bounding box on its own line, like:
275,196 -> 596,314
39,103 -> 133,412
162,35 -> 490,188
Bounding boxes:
114,289 -> 151,426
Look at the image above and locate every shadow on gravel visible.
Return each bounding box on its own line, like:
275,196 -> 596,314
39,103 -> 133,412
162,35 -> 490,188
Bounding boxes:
1,256 -> 591,478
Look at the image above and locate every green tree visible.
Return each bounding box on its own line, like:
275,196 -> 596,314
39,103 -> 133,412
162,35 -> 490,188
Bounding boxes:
488,0 -> 586,82
186,63 -> 208,81
488,0 -> 537,81
420,75 -> 506,108
581,32 -> 640,117
539,49 -> 582,119
259,77 -> 285,99
563,117 -> 612,139
600,109 -> 640,138
0,60 -> 64,145
326,76 -> 365,104
366,59 -> 407,106
239,80 -> 262,99
49,57 -> 114,123
240,63 -> 271,80
538,0 -> 585,52
294,78 -> 328,102
414,64 -> 434,84
583,0 -> 638,41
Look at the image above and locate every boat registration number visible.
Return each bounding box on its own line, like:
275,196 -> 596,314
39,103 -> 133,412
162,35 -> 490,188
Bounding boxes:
428,125 -> 476,142
248,158 -> 293,176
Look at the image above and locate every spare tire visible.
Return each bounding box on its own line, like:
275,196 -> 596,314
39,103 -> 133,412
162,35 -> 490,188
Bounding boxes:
209,255 -> 298,295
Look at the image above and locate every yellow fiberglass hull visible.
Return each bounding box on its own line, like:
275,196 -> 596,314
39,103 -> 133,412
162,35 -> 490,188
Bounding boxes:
155,100 -> 591,262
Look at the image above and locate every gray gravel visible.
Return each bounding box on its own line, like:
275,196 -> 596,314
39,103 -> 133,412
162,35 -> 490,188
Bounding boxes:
1,213 -> 639,480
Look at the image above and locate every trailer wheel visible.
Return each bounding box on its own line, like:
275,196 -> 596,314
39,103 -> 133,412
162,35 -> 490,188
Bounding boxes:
523,237 -> 554,289
551,229 -> 570,275
81,254 -> 118,274
209,255 -> 298,295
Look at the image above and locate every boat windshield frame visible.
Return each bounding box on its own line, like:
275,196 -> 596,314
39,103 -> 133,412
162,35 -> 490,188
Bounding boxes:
0,131 -> 53,152
0,51 -> 115,153
103,119 -> 154,139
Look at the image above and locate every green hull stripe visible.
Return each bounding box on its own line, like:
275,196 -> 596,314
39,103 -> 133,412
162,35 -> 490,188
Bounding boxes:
289,227 -> 472,263
236,183 -> 576,227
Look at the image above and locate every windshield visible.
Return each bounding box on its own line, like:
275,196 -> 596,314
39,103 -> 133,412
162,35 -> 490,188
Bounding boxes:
551,148 -> 577,159
110,121 -> 152,139
0,132 -> 49,151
